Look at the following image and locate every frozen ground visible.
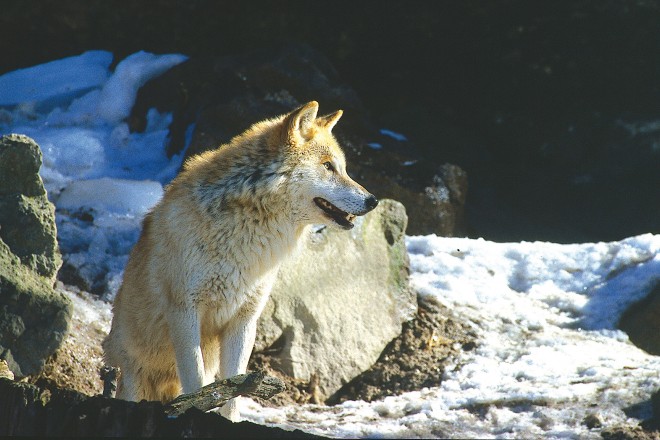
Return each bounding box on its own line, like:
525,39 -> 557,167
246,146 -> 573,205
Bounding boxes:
1,52 -> 659,438
243,234 -> 660,438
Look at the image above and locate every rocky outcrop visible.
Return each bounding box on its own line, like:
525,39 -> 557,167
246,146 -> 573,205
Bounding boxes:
0,134 -> 71,377
0,134 -> 61,279
129,43 -> 468,236
255,199 -> 416,400
618,283 -> 660,355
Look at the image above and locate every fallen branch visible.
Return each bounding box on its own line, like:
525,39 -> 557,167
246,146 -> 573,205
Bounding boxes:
100,366 -> 284,417
100,366 -> 119,398
164,370 -> 285,417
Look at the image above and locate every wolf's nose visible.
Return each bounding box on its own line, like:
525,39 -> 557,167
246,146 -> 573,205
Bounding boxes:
365,195 -> 379,211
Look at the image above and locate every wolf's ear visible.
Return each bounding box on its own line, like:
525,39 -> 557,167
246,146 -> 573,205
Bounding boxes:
316,110 -> 343,132
285,101 -> 319,141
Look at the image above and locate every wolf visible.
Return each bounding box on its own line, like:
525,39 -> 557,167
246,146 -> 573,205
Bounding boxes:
102,101 -> 378,420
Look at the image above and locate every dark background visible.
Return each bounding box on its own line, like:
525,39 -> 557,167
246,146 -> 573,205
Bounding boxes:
1,0 -> 659,243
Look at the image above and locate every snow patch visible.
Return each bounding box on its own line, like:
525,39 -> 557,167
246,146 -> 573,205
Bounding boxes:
57,178 -> 163,216
239,234 -> 660,438
380,128 -> 408,141
0,51 -> 113,110
96,51 -> 187,124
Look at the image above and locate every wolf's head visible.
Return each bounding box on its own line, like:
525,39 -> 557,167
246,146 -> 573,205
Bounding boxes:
281,101 -> 378,230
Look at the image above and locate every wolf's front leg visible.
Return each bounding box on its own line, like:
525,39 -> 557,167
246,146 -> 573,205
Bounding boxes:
168,309 -> 206,394
219,317 -> 259,377
115,366 -> 138,401
218,316 -> 259,421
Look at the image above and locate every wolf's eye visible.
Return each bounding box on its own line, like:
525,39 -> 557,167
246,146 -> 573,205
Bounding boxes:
323,161 -> 335,172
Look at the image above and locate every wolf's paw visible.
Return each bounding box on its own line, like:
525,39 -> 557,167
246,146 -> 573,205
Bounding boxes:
216,396 -> 244,422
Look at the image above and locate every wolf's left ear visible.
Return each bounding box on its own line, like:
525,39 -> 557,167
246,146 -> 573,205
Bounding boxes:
286,101 -> 319,141
316,110 -> 343,132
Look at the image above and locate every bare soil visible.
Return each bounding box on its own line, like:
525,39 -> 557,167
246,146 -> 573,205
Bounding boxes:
29,285 -> 108,396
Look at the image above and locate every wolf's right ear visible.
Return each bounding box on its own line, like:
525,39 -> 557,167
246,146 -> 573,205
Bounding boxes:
284,101 -> 319,142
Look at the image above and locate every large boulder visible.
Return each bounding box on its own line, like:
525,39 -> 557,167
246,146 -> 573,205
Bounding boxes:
0,134 -> 71,377
618,283 -> 660,355
255,199 -> 416,399
0,134 -> 61,279
129,43 -> 468,236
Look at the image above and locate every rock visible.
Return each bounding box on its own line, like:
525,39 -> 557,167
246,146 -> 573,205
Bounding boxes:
0,134 -> 61,280
0,237 -> 71,377
423,163 -> 469,237
327,300 -> 477,405
255,199 -> 416,400
583,413 -> 603,429
618,284 -> 660,355
648,388 -> 660,431
129,44 -> 468,236
602,387 -> 660,440
0,134 -> 72,378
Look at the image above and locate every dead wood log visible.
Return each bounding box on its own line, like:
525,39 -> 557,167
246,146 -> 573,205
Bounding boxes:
163,370 -> 285,416
101,367 -> 284,417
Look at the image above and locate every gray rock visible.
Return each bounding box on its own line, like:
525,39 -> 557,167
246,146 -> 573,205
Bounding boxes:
618,283 -> 660,355
0,134 -> 71,378
0,237 -> 71,377
423,164 -> 469,237
0,134 -> 61,280
255,199 -> 416,399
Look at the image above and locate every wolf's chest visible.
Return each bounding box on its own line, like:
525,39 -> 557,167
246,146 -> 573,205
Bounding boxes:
184,219 -> 302,319
196,265 -> 278,327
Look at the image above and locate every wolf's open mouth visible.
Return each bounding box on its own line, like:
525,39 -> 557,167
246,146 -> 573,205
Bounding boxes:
314,197 -> 356,230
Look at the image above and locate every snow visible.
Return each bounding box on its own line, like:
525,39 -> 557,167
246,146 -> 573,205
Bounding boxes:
60,286 -> 113,335
0,50 -> 187,296
380,128 -> 408,141
240,235 -> 660,439
57,178 -> 163,216
96,51 -> 187,124
1,52 -> 659,438
0,51 -> 112,110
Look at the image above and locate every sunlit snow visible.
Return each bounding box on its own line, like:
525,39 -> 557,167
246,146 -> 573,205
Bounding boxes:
241,235 -> 660,439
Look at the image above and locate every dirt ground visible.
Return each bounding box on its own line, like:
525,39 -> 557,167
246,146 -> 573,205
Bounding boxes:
29,285 -> 109,396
